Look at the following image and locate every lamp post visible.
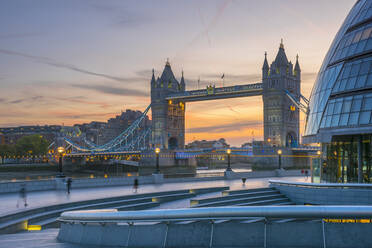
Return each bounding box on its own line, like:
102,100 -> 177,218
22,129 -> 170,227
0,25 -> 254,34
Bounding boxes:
155,147 -> 160,174
316,150 -> 322,182
277,149 -> 282,170
226,148 -> 232,171
57,146 -> 65,177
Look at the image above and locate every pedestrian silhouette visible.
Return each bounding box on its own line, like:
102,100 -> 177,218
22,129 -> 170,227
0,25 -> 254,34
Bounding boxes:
242,178 -> 247,185
133,178 -> 139,193
66,178 -> 72,194
16,183 -> 28,208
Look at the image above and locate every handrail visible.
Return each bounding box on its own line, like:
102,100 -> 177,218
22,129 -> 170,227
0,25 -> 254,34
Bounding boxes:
269,180 -> 372,189
59,206 -> 372,223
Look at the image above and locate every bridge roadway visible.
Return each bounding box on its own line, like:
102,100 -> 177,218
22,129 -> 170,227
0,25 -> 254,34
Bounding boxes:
166,83 -> 262,102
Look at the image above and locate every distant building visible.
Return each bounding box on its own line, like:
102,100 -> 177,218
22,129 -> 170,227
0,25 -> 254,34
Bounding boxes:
186,138 -> 230,149
74,121 -> 106,145
76,110 -> 151,146
101,110 -> 151,145
241,142 -> 253,149
0,125 -> 62,144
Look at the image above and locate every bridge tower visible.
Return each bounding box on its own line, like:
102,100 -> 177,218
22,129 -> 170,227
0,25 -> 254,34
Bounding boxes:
262,41 -> 301,147
151,61 -> 186,149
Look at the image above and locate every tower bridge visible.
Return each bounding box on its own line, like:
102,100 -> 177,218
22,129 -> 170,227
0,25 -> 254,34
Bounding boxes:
152,41 -> 302,150
61,41 -> 306,155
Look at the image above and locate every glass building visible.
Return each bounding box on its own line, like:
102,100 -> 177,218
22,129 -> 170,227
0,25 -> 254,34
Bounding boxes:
303,0 -> 372,183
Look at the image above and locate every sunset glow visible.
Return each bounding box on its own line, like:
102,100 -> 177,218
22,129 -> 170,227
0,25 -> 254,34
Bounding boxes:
0,0 -> 354,146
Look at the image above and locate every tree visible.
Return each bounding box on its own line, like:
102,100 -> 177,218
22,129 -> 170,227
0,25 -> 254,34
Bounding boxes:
0,144 -> 16,157
15,134 -> 49,156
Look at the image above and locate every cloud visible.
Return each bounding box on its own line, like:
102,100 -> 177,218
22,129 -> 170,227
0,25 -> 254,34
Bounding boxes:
0,32 -> 44,39
55,96 -> 113,109
49,111 -> 118,119
0,49 -> 140,83
301,72 -> 317,82
187,120 -> 262,133
186,0 -> 233,48
8,96 -> 43,104
89,2 -> 154,28
71,84 -> 149,97
135,69 -> 153,77
173,0 -> 233,59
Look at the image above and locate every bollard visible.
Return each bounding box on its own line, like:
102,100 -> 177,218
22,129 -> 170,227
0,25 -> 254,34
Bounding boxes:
242,178 -> 246,184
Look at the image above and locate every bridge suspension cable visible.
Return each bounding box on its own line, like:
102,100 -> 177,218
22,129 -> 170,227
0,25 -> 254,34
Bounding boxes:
284,89 -> 309,115
62,104 -> 151,153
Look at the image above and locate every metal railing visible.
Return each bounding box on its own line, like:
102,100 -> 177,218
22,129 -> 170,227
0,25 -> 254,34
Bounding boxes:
269,180 -> 372,189
59,206 -> 372,224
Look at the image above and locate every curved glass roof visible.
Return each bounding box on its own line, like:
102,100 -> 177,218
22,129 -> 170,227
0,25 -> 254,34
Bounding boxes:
305,0 -> 372,138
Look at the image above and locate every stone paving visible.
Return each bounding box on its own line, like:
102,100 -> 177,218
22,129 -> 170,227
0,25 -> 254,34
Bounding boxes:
0,229 -> 77,248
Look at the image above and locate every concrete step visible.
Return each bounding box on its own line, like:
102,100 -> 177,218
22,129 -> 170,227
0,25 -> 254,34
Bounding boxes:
0,186 -> 228,224
192,194 -> 287,207
221,187 -> 277,196
236,198 -> 292,206
191,190 -> 281,206
152,192 -> 195,203
1,186 -> 228,234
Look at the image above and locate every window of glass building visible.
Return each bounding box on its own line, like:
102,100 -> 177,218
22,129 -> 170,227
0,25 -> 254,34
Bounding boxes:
322,135 -> 372,183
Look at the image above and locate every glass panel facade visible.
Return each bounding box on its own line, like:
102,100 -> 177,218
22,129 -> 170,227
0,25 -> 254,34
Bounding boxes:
305,0 -> 372,136
332,57 -> 372,94
320,93 -> 372,128
322,134 -> 372,183
351,0 -> 372,26
305,64 -> 343,135
330,23 -> 372,64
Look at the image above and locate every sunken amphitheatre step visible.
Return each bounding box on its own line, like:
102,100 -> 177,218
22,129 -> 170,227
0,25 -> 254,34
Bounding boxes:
221,187 -> 277,196
0,186 -> 229,234
192,194 -> 289,208
191,190 -> 281,206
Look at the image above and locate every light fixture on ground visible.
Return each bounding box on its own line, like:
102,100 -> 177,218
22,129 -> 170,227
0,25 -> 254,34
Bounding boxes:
57,146 -> 65,178
277,149 -> 282,170
155,147 -> 160,174
226,148 -> 232,171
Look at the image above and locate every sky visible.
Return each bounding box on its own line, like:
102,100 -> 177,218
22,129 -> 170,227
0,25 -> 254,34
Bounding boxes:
0,0 -> 355,146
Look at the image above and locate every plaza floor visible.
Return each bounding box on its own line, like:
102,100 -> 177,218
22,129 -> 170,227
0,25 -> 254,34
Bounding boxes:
0,176 -> 308,217
0,176 -> 308,248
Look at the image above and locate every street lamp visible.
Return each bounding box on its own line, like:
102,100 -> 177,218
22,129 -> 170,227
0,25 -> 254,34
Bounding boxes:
57,146 -> 65,177
226,148 -> 232,171
155,147 -> 160,174
277,149 -> 282,170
